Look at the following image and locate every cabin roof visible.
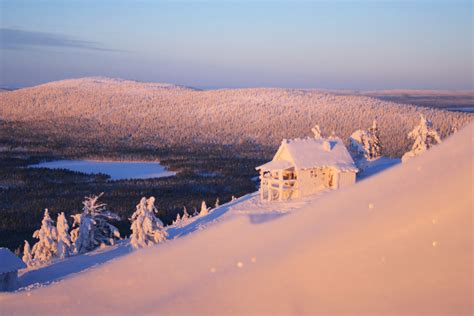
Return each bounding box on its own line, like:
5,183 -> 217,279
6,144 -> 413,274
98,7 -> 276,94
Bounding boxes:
256,160 -> 294,171
257,137 -> 357,172
0,248 -> 26,274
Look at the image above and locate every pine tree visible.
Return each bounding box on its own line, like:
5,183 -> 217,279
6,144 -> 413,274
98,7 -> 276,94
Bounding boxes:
32,209 -> 58,264
130,197 -> 167,249
22,240 -> 33,267
311,125 -> 323,139
214,197 -> 220,208
200,200 -> 209,216
56,212 -> 73,258
71,193 -> 121,254
402,115 -> 442,162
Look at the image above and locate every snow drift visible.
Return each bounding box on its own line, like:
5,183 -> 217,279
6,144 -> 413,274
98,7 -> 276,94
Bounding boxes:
1,124 -> 472,315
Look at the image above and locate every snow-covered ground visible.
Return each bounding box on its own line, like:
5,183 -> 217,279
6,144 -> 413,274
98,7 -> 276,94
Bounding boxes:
29,160 -> 176,180
357,157 -> 400,180
1,124 -> 472,315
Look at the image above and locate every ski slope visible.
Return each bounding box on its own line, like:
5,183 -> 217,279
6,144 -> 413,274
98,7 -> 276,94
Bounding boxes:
1,124 -> 472,315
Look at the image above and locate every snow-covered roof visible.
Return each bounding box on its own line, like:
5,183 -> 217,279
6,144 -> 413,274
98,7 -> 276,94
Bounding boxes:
256,160 -> 294,171
257,137 -> 357,172
0,248 -> 26,273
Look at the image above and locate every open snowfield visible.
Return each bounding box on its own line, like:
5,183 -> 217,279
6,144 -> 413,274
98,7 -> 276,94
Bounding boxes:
1,122 -> 471,315
29,160 -> 176,180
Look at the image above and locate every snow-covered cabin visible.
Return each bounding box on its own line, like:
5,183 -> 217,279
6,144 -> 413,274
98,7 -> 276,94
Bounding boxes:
256,137 -> 358,201
0,248 -> 26,291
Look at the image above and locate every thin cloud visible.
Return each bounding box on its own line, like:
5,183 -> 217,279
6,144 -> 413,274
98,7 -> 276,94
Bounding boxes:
0,28 -> 122,52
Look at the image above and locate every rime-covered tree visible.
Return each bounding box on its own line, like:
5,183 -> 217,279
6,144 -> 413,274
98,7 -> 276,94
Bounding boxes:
349,120 -> 383,166
402,115 -> 442,162
31,209 -> 58,264
214,197 -> 220,208
71,193 -> 121,254
349,129 -> 371,168
200,200 -> 209,216
130,197 -> 167,249
182,206 -> 190,220
367,119 -> 382,159
22,240 -> 33,267
56,212 -> 73,258
172,213 -> 182,226
311,125 -> 323,139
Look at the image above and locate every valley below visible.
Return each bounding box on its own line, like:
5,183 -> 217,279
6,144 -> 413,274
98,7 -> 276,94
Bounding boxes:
0,77 -> 472,252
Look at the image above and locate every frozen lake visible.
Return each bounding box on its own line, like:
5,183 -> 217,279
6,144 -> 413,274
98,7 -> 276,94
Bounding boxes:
29,160 -> 176,180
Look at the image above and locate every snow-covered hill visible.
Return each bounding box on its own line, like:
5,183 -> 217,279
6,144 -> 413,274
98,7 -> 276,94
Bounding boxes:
1,124 -> 472,315
0,77 -> 470,156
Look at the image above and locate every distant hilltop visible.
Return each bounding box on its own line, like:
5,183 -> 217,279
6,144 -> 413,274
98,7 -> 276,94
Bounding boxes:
0,77 -> 471,157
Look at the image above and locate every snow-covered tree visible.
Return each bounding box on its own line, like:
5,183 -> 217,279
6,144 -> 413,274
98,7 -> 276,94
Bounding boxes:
56,212 -> 73,258
130,197 -> 167,249
349,129 -> 371,167
199,200 -> 209,216
349,120 -> 383,167
214,197 -> 220,208
71,193 -> 121,254
311,125 -> 323,139
31,209 -> 58,264
367,119 -> 382,159
182,206 -> 190,220
22,240 -> 33,267
172,213 -> 182,226
402,115 -> 442,162
192,207 -> 199,217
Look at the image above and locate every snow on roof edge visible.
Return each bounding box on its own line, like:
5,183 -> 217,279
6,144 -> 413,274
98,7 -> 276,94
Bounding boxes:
0,248 -> 26,273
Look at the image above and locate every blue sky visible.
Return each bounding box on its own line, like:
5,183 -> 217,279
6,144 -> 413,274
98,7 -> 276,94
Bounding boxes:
0,0 -> 472,89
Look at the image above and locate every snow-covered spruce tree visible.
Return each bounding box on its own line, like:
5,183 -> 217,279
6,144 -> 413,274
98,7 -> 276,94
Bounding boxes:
172,213 -> 182,226
402,115 -> 442,162
312,125 -> 323,139
367,119 -> 382,160
22,240 -> 33,267
214,197 -> 220,208
31,209 -> 58,264
56,212 -> 73,258
348,129 -> 371,168
182,206 -> 190,221
349,120 -> 383,167
200,200 -> 209,216
71,193 -> 121,254
129,197 -> 167,249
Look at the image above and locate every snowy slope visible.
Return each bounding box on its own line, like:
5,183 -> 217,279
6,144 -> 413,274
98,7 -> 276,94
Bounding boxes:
1,125 -> 472,315
0,77 -> 471,157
